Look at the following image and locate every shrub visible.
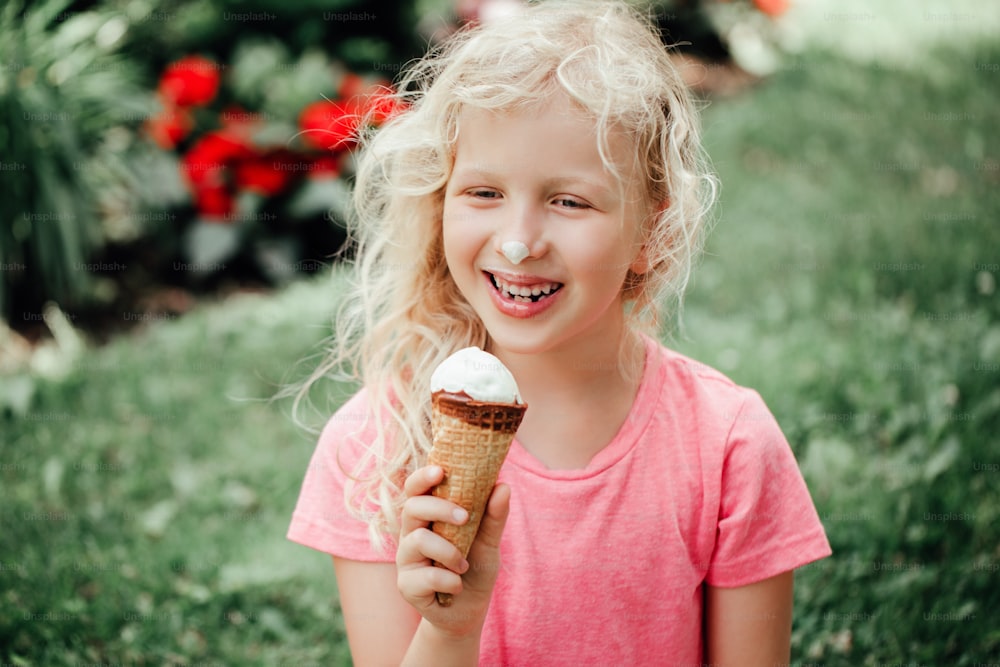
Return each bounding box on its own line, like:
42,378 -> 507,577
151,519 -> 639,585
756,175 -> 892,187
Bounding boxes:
0,0 -> 154,322
134,46 -> 405,284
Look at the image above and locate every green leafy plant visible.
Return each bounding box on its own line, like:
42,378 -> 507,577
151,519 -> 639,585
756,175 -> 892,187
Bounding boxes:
0,0 -> 154,322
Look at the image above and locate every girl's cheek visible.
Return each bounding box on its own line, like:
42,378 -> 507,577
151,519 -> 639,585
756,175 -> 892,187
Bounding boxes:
445,204 -> 490,235
440,201 -> 461,236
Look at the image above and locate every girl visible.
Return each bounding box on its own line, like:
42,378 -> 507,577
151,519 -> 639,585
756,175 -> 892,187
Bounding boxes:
288,1 -> 831,664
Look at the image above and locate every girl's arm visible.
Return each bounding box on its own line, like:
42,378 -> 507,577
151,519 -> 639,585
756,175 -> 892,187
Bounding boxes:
704,570 -> 795,666
332,558 -> 420,664
331,558 -> 485,666
332,465 -> 511,666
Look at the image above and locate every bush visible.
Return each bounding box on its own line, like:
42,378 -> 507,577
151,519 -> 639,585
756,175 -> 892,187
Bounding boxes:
0,0 -> 155,322
131,47 -> 404,287
1,0 -> 425,328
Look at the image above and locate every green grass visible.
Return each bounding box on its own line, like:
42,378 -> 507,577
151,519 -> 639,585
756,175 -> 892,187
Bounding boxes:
3,28 -> 999,667
1,279 -> 355,666
670,39 -> 1000,666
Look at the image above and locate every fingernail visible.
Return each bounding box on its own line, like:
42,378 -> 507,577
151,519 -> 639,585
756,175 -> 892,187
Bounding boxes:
452,507 -> 468,522
460,559 -> 470,573
428,465 -> 442,479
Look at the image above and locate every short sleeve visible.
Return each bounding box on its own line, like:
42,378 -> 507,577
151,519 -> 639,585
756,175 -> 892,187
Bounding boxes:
286,389 -> 395,562
706,390 -> 831,587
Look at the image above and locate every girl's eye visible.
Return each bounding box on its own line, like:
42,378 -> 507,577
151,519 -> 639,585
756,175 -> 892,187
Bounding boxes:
553,197 -> 590,209
469,189 -> 501,199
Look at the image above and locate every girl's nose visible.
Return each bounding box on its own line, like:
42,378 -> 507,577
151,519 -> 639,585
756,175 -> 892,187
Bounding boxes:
496,202 -> 546,264
501,241 -> 530,265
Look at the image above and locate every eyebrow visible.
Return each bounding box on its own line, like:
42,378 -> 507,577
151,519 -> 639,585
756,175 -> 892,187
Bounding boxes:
542,176 -> 615,200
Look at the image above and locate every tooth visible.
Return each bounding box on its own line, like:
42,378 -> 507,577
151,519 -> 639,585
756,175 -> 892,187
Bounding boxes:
493,276 -> 562,300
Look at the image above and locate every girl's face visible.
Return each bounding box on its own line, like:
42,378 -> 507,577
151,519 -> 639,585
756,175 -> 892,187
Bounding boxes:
442,94 -> 650,359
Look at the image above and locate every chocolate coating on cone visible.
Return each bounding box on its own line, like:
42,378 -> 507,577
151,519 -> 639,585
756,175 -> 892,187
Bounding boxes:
431,391 -> 525,431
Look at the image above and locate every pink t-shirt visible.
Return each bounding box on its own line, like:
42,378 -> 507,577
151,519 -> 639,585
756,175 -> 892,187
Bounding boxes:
288,336 -> 832,665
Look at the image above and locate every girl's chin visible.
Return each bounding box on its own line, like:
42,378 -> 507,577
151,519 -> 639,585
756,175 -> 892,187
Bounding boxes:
478,318 -> 570,359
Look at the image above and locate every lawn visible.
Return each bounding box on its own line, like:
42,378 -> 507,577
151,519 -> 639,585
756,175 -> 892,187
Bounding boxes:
2,6 -> 999,666
1,279 -> 354,666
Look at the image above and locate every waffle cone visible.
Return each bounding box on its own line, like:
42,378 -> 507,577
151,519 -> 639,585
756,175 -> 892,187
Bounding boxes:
427,393 -> 525,606
427,393 -> 526,559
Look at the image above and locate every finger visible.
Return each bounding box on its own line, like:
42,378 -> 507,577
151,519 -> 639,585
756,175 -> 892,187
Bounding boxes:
400,495 -> 468,536
403,465 -> 445,498
474,483 -> 511,551
462,485 -> 511,598
396,527 -> 469,574
398,562 -> 464,603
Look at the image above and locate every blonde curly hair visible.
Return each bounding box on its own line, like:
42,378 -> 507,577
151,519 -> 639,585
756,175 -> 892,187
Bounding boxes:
299,0 -> 717,549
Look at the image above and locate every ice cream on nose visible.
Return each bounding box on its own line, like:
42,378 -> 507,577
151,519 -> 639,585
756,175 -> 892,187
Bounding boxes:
427,346 -> 527,606
501,241 -> 530,265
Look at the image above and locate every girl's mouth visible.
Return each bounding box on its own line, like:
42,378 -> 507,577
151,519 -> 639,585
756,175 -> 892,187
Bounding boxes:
486,272 -> 563,303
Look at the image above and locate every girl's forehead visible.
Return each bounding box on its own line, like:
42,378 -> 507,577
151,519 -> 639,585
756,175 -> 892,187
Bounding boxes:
454,104 -> 596,165
454,97 -> 637,171
456,90 -> 595,126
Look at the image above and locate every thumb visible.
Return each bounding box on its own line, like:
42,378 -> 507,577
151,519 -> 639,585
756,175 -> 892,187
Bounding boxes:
474,483 -> 511,551
462,484 -> 511,597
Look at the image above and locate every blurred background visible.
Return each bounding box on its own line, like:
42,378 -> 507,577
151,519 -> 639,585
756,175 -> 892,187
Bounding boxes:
1,0 -> 998,664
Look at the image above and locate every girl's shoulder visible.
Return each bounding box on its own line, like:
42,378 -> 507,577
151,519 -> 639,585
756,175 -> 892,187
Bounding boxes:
639,337 -> 789,461
324,386 -> 375,428
646,337 -> 763,416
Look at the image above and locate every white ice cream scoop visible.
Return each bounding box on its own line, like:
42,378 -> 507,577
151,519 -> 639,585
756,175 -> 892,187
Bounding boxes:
431,347 -> 522,403
501,241 -> 530,265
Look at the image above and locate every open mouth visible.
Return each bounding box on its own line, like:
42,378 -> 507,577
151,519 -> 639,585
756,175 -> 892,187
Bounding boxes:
486,271 -> 563,303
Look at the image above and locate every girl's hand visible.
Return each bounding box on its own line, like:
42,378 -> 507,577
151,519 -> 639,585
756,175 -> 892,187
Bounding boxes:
396,464 -> 511,639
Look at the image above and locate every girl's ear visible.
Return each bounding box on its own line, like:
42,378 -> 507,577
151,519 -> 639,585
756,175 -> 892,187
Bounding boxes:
629,245 -> 652,276
629,198 -> 670,276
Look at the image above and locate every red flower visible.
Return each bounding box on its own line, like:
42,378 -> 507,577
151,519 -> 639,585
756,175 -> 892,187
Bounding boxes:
180,130 -> 256,222
194,183 -> 235,219
180,130 -> 255,188
338,72 -> 367,100
753,0 -> 789,17
145,102 -> 192,149
299,99 -> 361,151
159,56 -> 221,108
363,88 -> 407,125
233,150 -> 301,196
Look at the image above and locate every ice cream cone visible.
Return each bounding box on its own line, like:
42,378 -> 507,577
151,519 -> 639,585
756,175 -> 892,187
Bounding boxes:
427,391 -> 526,605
